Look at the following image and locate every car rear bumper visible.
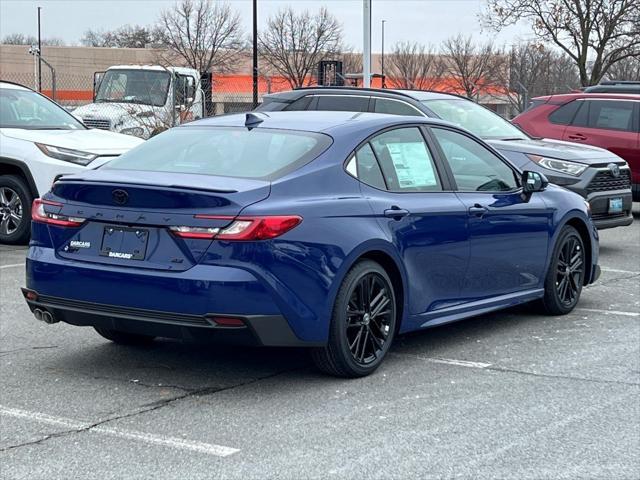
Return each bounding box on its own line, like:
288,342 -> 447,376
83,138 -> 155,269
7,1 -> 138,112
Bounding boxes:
21,289 -> 315,347
24,247 -> 322,346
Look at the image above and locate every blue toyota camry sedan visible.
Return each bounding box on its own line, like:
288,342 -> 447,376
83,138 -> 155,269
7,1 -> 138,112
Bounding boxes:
23,111 -> 600,377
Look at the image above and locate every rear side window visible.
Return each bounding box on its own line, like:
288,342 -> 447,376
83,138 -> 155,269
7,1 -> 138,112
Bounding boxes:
373,98 -> 423,116
369,127 -> 442,192
549,101 -> 580,125
314,95 -> 369,112
105,126 -> 331,180
586,100 -> 636,132
353,143 -> 386,190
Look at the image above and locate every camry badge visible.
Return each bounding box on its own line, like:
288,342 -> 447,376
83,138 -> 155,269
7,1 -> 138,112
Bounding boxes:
607,163 -> 620,178
112,189 -> 129,205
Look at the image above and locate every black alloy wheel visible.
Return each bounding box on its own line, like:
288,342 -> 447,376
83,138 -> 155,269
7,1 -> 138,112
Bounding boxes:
541,225 -> 586,315
312,260 -> 397,377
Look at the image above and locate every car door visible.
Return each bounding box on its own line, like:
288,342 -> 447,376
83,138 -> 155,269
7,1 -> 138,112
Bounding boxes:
563,99 -> 639,163
347,126 -> 470,317
429,126 -> 552,300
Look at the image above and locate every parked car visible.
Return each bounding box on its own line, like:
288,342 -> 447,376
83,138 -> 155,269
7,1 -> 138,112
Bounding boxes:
513,92 -> 640,202
257,87 -> 633,229
0,81 -> 144,244
73,65 -> 205,139
584,81 -> 640,95
23,111 -> 600,377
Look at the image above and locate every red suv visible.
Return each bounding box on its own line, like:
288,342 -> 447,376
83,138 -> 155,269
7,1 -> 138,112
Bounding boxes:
513,93 -> 640,201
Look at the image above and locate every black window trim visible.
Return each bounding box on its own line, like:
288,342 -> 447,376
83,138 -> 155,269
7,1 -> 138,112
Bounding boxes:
426,125 -> 524,194
342,123 -> 453,193
307,93 -> 372,112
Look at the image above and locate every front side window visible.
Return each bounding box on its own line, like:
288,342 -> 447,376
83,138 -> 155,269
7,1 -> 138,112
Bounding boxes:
586,100 -> 636,132
374,98 -> 423,116
0,88 -> 84,130
432,128 -> 518,192
549,101 -> 580,125
105,126 -> 331,180
369,127 -> 442,192
95,69 -> 171,107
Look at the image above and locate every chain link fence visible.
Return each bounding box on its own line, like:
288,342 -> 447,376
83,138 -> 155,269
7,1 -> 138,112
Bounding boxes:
2,69 -> 295,138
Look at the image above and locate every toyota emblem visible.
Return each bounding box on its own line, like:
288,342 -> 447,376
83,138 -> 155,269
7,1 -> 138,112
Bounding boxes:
112,189 -> 129,205
607,163 -> 620,178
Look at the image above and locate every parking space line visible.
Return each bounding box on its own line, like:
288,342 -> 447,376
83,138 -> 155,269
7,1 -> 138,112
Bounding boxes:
0,405 -> 240,457
390,353 -> 491,369
601,267 -> 640,275
576,308 -> 639,317
0,263 -> 23,270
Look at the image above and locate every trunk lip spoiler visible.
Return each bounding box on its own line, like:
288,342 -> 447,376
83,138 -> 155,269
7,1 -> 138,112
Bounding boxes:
53,178 -> 238,194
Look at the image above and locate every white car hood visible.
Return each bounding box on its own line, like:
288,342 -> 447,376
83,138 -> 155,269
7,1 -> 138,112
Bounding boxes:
0,128 -> 144,155
74,102 -> 155,119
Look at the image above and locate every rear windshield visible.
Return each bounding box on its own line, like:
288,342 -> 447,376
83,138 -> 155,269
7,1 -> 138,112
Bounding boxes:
105,126 -> 332,180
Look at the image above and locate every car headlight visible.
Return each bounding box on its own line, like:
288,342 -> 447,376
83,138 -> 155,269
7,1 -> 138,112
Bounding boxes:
120,127 -> 145,138
35,143 -> 97,166
527,154 -> 588,176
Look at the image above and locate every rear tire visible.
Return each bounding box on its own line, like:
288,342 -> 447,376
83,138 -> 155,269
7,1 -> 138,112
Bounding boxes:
94,327 -> 156,345
540,225 -> 585,315
311,260 -> 397,378
0,175 -> 32,245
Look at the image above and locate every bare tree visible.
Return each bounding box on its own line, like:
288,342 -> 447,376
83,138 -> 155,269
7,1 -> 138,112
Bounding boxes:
2,33 -> 64,46
156,0 -> 244,73
81,25 -> 157,48
483,0 -> 640,86
385,41 -> 445,90
259,7 -> 343,88
604,56 -> 640,81
440,35 -> 503,100
496,42 -> 579,113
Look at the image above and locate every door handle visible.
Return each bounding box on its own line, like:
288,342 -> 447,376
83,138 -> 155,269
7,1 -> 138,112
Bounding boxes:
384,206 -> 410,219
567,133 -> 587,141
468,203 -> 488,217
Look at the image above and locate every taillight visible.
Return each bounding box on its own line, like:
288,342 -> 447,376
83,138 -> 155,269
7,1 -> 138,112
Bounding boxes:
32,199 -> 86,227
169,215 -> 302,241
216,216 -> 302,240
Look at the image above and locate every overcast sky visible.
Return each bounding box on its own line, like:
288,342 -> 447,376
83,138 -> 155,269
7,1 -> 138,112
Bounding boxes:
0,0 -> 535,51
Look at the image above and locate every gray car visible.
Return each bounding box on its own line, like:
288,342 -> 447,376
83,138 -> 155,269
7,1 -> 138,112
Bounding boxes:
256,87 -> 633,229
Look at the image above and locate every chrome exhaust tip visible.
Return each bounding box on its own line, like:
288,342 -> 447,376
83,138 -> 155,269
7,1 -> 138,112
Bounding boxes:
33,308 -> 44,321
41,310 -> 58,324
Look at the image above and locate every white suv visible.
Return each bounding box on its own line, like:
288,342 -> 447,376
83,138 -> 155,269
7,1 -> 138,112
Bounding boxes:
0,81 -> 144,244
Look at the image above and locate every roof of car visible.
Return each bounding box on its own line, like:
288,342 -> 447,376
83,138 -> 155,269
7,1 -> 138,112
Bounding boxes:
263,87 -> 462,102
188,110 -> 454,135
533,92 -> 640,102
0,81 -> 31,91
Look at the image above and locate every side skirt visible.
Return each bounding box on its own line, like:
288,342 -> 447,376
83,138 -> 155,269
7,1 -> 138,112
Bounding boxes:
402,288 -> 545,333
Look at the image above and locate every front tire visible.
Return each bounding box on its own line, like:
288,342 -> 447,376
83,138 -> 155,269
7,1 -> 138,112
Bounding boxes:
94,327 -> 156,346
541,225 -> 585,315
0,175 -> 32,245
311,260 -> 397,378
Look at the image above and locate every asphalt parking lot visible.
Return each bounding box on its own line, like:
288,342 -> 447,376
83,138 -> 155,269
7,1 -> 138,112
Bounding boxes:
1,206 -> 638,480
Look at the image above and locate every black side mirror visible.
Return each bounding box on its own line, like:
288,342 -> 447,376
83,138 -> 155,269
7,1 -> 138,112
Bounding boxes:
522,170 -> 549,193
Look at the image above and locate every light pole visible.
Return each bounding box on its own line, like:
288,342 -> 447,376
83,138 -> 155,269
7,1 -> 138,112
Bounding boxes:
381,20 -> 386,88
362,0 -> 371,88
252,0 -> 258,108
37,6 -> 42,92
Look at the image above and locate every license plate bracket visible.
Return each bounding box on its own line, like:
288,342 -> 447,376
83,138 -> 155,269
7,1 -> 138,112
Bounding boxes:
100,226 -> 148,260
608,197 -> 623,214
